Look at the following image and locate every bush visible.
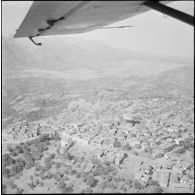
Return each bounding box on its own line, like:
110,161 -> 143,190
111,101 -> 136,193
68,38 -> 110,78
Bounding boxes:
34,172 -> 40,177
134,180 -> 144,189
45,140 -> 50,146
91,165 -> 105,176
10,150 -> 18,157
175,147 -> 186,154
33,152 -> 43,160
58,181 -> 67,190
43,145 -> 49,151
58,172 -> 64,178
30,175 -> 34,180
70,170 -> 77,175
84,187 -> 93,193
39,182 -> 44,187
104,161 -> 111,166
46,171 -> 53,179
82,172 -> 88,182
44,159 -> 54,170
52,131 -> 61,140
2,153 -> 15,167
104,166 -> 117,176
29,143 -> 44,160
9,181 -> 17,189
7,145 -> 14,153
65,169 -> 70,175
23,149 -> 31,157
2,184 -> 6,190
53,173 -> 59,181
84,174 -> 95,186
48,153 -> 56,160
133,151 -> 138,156
2,168 -> 10,178
98,180 -> 109,190
26,140 -> 34,147
35,165 -> 43,171
41,175 -> 48,180
15,145 -> 23,154
183,140 -> 193,150
10,163 -> 24,177
34,142 -> 44,152
113,140 -> 122,148
39,133 -> 51,142
15,158 -> 26,167
56,148 -> 60,154
63,186 -> 74,193
75,172 -> 81,178
25,155 -> 35,169
123,143 -> 132,151
16,188 -> 24,194
39,170 -> 45,178
135,144 -> 141,149
106,181 -> 116,189
90,179 -> 99,188
2,153 -> 10,164
64,176 -> 69,181
55,162 -> 61,169
28,181 -> 35,190
29,144 -> 39,152
147,180 -> 160,186
191,150 -> 194,159
64,152 -> 74,161
104,174 -> 113,182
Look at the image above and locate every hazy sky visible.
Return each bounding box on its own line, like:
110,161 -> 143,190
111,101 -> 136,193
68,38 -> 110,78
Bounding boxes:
2,1 -> 194,57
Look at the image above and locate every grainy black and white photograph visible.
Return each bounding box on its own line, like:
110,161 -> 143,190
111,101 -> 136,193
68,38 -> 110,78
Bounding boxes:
1,1 -> 194,194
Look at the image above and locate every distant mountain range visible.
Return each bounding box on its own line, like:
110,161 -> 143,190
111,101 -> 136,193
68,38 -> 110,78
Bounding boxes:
2,35 -> 194,94
2,35 -> 193,72
2,36 -> 131,71
2,35 -> 194,104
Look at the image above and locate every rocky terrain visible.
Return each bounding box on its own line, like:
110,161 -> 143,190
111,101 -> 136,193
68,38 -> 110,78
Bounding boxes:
2,36 -> 194,194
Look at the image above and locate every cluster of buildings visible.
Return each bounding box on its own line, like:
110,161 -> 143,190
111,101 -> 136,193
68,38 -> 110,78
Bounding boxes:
5,121 -> 41,139
3,95 -> 194,192
58,96 -> 194,192
135,159 -> 194,193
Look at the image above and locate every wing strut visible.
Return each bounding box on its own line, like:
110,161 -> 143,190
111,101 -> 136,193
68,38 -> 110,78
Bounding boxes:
143,1 -> 194,26
100,25 -> 133,29
28,36 -> 42,46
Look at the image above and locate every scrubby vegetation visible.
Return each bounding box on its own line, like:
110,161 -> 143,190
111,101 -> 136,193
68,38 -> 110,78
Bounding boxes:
2,133 -> 57,180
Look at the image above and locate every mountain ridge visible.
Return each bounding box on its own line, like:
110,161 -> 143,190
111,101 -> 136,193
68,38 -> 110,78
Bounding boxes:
2,36 -> 193,73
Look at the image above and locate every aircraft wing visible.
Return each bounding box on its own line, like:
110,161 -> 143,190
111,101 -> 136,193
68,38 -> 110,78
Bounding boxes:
14,1 -> 163,38
15,0 -> 193,39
